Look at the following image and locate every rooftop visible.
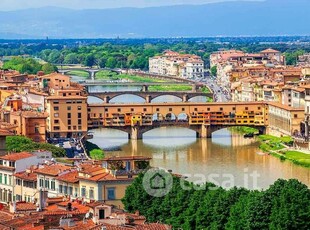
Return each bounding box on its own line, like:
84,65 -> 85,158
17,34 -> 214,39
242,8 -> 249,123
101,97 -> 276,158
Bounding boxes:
35,164 -> 72,176
0,152 -> 34,162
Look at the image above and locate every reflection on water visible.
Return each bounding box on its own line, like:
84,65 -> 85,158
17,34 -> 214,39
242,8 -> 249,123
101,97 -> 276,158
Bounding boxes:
72,75 -> 309,189
89,128 -> 310,189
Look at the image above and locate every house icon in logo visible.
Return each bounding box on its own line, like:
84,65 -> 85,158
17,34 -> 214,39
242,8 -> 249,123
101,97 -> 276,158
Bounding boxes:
150,172 -> 166,190
142,168 -> 173,197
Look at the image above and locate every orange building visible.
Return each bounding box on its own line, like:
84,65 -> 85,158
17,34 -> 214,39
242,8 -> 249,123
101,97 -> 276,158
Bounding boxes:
9,111 -> 48,142
45,90 -> 88,139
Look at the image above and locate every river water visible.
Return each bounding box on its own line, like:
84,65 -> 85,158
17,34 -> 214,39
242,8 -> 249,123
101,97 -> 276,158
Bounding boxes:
72,75 -> 310,189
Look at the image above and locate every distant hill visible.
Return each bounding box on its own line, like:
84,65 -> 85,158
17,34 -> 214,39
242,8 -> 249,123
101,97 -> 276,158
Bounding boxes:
0,0 -> 309,38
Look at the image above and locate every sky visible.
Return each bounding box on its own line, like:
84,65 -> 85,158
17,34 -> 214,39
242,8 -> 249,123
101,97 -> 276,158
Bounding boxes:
0,0 -> 262,11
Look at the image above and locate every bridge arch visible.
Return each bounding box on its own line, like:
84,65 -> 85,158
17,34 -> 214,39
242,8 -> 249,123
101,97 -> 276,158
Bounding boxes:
165,112 -> 177,121
109,93 -> 146,103
177,112 -> 189,121
150,94 -> 183,103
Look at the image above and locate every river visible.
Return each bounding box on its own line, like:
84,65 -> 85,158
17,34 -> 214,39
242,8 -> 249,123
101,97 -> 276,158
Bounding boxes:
72,75 -> 310,189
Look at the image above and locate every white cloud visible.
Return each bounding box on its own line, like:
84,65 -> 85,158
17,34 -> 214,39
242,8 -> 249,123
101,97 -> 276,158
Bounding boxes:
0,0 -> 262,11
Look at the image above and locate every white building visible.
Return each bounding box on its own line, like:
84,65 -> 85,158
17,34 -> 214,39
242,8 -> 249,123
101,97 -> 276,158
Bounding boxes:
149,50 -> 204,79
0,151 -> 51,204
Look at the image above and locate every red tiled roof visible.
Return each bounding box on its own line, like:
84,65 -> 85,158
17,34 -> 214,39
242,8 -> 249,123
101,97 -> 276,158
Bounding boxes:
56,170 -> 79,183
15,202 -> 37,212
14,171 -> 37,181
260,48 -> 280,53
35,164 -> 71,176
0,152 -> 34,162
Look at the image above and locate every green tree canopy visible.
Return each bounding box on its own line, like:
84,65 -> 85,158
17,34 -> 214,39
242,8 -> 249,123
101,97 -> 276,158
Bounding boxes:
90,149 -> 105,160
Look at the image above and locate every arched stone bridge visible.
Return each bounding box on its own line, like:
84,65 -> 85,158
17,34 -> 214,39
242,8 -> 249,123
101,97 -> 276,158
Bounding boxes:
88,91 -> 214,103
88,101 -> 268,139
97,121 -> 266,140
58,67 -> 121,79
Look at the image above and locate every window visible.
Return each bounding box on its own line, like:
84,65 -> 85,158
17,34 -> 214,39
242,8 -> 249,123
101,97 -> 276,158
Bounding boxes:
69,187 -> 73,195
34,124 -> 39,134
8,176 -> 12,185
220,107 -> 223,111
105,108 -> 108,112
89,188 -> 94,199
67,106 -> 71,111
64,185 -> 68,194
39,178 -> 44,187
54,113 -> 59,118
78,119 -> 82,125
78,113 -> 82,118
194,108 -> 198,112
53,126 -> 60,131
117,108 -> 121,112
68,120 -> 71,125
156,108 -> 160,112
143,108 -> 147,112
81,187 -> 86,197
45,179 -> 49,189
169,108 -> 172,112
54,106 -> 59,111
53,101 -> 59,104
107,188 -> 115,200
67,113 -> 71,119
16,179 -> 21,185
294,114 -> 298,118
245,107 -> 248,110
55,120 -> 59,124
51,180 -> 56,191
0,173 -> 2,184
131,108 -> 134,112
78,106 -> 82,110
59,185 -> 63,193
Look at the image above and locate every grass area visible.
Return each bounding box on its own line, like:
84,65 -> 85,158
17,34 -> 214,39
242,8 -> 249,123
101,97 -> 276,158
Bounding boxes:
96,71 -> 165,83
280,151 -> 310,168
229,126 -> 259,135
201,86 -> 211,93
149,85 -> 192,91
67,70 -> 89,77
256,135 -> 310,168
258,135 -> 293,152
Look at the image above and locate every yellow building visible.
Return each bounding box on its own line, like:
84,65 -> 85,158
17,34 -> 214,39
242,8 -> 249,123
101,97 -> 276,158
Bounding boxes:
14,170 -> 38,202
45,90 -> 88,139
78,156 -> 151,208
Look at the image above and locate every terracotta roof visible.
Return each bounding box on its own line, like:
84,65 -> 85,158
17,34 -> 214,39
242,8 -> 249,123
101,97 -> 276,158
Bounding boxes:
0,152 -> 34,162
14,171 -> 37,181
260,48 -> 280,53
56,170 -> 79,183
14,202 -> 37,212
35,164 -> 72,176
268,102 -> 304,111
10,111 -> 48,118
0,128 -> 13,136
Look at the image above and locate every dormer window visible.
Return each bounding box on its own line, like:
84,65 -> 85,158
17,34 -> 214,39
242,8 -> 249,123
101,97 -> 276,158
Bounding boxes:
9,161 -> 15,168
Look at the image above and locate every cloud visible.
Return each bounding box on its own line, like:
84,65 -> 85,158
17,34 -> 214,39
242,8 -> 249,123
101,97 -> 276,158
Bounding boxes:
0,0 -> 262,11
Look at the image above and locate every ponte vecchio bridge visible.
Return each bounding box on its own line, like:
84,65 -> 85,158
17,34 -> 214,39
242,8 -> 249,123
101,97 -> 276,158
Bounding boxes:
88,101 -> 268,139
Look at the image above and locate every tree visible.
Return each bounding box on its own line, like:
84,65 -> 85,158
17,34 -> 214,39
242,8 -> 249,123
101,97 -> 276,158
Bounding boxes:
42,63 -> 57,74
211,65 -> 217,76
6,136 -> 66,157
90,149 -> 105,160
84,54 -> 95,67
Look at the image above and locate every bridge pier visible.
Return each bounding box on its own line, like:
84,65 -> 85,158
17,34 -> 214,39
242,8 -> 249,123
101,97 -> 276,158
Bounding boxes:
192,84 -> 198,92
196,125 -> 212,138
129,126 -> 143,140
142,85 -> 149,92
146,95 -> 152,103
104,96 -> 110,103
182,94 -> 189,102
